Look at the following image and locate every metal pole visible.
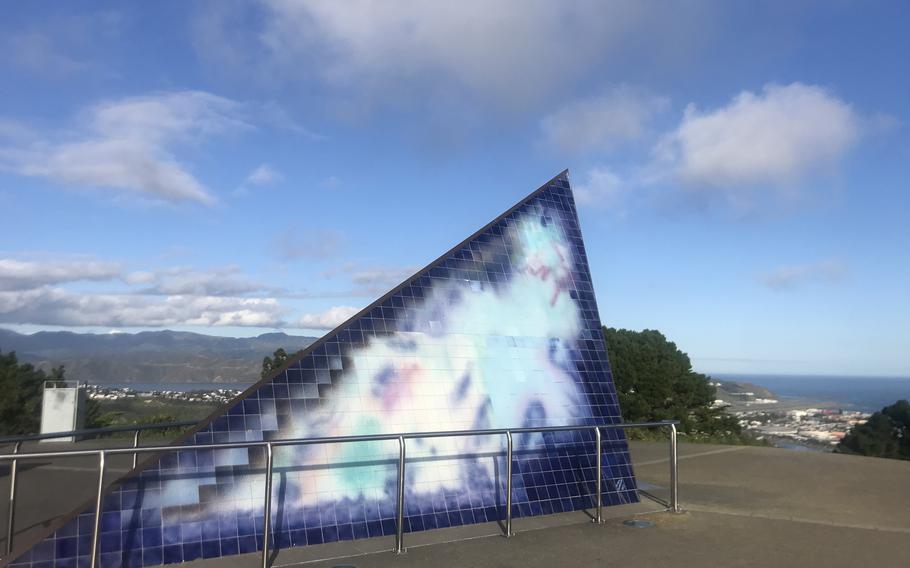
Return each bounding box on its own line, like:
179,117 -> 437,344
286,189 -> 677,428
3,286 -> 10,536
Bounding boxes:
5,441 -> 22,556
131,430 -> 141,470
593,427 -> 602,524
90,451 -> 105,568
669,423 -> 679,513
261,443 -> 273,568
395,436 -> 406,554
505,431 -> 513,537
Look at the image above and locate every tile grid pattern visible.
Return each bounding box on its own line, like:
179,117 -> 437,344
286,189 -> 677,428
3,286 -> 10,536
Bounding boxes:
11,174 -> 638,568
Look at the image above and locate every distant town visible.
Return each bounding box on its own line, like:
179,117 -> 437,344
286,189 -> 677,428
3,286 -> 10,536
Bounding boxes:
81,380 -> 872,452
85,384 -> 242,405
710,381 -> 870,450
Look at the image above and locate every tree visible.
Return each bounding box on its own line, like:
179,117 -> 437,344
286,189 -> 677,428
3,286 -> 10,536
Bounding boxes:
83,394 -> 115,430
0,353 -> 113,436
603,327 -> 746,441
261,347 -> 304,379
838,400 -> 910,460
0,351 -> 46,435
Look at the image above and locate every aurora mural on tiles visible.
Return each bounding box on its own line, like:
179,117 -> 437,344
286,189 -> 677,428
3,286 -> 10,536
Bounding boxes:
11,173 -> 637,568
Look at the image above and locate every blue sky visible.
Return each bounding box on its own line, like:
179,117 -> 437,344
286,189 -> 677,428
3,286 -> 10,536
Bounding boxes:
0,1 -> 908,377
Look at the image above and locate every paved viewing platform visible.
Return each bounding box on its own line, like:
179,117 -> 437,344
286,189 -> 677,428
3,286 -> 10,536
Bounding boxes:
3,441 -> 909,567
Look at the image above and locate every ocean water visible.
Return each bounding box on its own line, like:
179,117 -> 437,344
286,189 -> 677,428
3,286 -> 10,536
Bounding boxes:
715,374 -> 910,413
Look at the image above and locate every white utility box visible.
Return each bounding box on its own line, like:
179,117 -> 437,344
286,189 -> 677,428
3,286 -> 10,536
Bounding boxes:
40,381 -> 86,442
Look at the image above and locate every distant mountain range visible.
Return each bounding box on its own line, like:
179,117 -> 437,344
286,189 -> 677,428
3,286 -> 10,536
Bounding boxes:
0,328 -> 316,384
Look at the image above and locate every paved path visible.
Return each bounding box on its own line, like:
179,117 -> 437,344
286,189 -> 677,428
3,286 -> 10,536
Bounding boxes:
4,441 -> 910,567
184,442 -> 910,567
0,438 -> 158,554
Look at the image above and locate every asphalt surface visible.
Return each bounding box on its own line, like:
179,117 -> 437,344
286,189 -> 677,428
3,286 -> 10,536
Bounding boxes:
0,436 -> 163,555
3,441 -> 910,567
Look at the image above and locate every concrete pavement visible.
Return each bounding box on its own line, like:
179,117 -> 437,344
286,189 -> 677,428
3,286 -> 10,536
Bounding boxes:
4,441 -> 910,567
185,442 -> 910,567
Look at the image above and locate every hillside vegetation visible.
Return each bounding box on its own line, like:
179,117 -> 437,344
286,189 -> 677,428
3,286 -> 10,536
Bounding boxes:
603,327 -> 762,445
0,328 -> 315,384
838,399 -> 910,460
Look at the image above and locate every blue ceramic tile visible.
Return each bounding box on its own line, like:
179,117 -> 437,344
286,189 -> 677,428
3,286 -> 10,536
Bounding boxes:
13,173 -> 637,567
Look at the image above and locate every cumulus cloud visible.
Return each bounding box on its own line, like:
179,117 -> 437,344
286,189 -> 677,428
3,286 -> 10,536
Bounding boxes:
573,166 -> 626,207
0,258 -> 121,291
136,266 -> 271,297
348,266 -> 416,289
244,163 -> 283,186
0,256 -> 300,327
0,287 -> 287,327
296,306 -> 359,330
0,91 -> 254,204
762,259 -> 846,290
654,83 -> 861,190
320,262 -> 418,296
540,86 -> 669,153
194,1 -> 674,110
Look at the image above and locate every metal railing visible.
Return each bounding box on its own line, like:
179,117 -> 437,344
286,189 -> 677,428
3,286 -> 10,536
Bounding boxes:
0,421 -> 680,567
1,421 -> 197,556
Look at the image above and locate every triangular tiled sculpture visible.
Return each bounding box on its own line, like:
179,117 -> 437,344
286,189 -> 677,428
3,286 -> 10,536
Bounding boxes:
10,171 -> 637,567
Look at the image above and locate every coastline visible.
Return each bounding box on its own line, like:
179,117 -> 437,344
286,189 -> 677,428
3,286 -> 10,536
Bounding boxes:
706,375 -> 904,452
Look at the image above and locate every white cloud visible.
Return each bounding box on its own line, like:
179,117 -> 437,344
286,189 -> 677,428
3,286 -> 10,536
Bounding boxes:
195,1 -> 672,110
573,166 -> 626,207
320,262 -> 418,296
137,266 -> 270,297
244,163 -> 283,186
123,271 -> 156,285
0,287 -> 287,327
348,266 -> 416,289
0,119 -> 36,142
1,91 -> 254,205
2,12 -> 122,78
0,255 -> 385,329
540,86 -> 669,153
296,306 -> 359,330
0,258 -> 121,291
7,31 -> 92,76
762,259 -> 846,290
654,83 -> 860,190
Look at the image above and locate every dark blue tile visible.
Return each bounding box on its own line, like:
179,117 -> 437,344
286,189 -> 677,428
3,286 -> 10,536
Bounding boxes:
182,542 -> 202,562
162,545 -> 182,564
201,540 -> 221,559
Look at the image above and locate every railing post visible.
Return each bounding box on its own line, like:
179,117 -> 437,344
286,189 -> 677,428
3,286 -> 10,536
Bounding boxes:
593,427 -> 602,524
395,436 -> 406,554
505,430 -> 513,537
90,451 -> 105,568
261,443 -> 273,568
5,441 -> 22,557
131,429 -> 141,470
669,423 -> 679,513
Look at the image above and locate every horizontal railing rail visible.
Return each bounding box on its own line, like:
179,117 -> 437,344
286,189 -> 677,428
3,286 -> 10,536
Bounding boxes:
0,420 -> 680,567
1,420 -> 197,557
0,421 -> 198,445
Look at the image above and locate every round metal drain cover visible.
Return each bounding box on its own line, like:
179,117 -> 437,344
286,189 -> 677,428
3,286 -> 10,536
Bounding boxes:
623,519 -> 654,528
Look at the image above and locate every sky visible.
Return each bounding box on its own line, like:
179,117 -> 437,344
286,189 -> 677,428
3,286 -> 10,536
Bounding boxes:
0,1 -> 908,378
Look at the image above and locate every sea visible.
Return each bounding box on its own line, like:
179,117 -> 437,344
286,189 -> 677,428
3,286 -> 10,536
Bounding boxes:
714,374 -> 910,413
103,375 -> 910,414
